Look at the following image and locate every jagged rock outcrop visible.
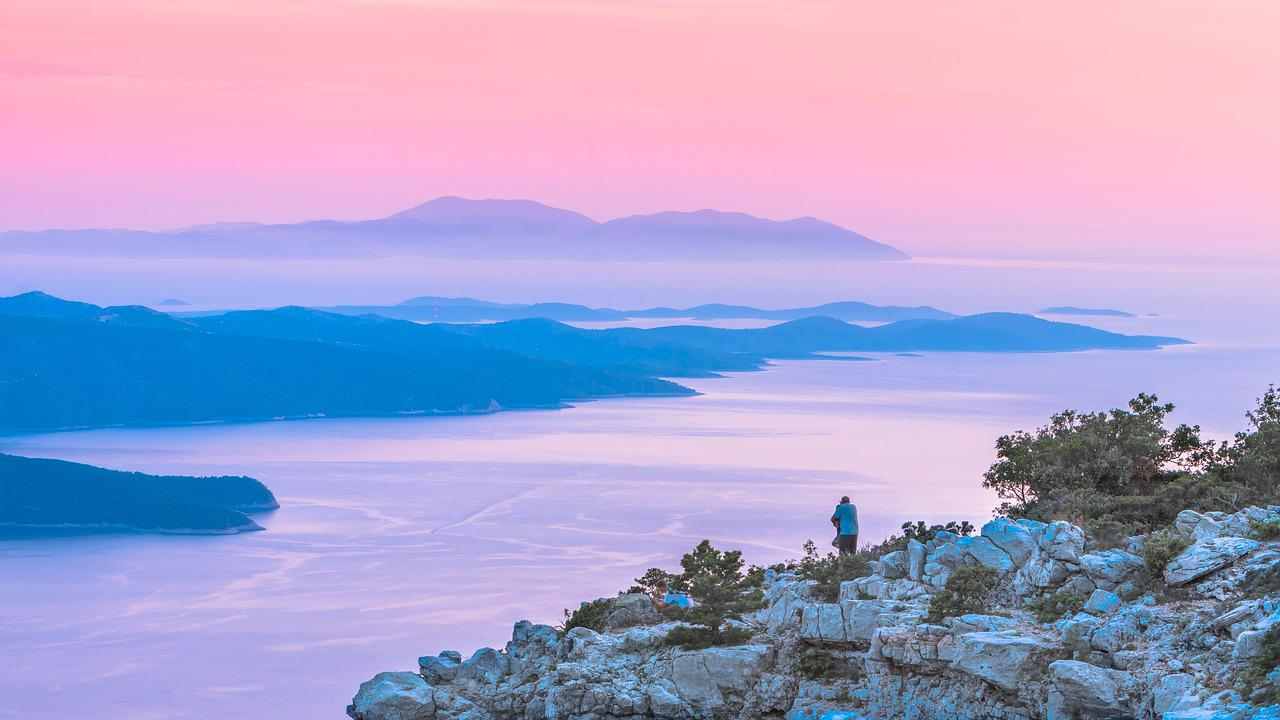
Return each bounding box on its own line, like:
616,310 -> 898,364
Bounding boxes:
350,506 -> 1280,720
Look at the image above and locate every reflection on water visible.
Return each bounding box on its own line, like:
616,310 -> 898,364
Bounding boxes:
1,344 -> 1278,719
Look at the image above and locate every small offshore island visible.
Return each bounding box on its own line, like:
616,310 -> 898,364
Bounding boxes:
1039,307 -> 1138,318
0,453 -> 278,537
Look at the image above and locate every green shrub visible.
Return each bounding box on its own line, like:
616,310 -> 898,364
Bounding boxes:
768,538 -> 870,599
662,624 -> 753,650
862,520 -> 974,557
790,540 -> 872,602
1142,528 -> 1191,576
559,597 -> 612,634
797,647 -> 836,679
926,565 -> 998,624
1250,518 -> 1280,540
979,388 -> 1280,538
1025,590 -> 1085,623
643,540 -> 765,649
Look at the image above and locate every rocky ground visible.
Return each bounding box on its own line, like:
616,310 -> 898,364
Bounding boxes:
349,507 -> 1280,720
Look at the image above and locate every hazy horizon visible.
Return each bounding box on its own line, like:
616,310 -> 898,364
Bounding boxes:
5,1 -> 1279,262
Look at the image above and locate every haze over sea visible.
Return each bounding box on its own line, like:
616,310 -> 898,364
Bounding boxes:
1,255 -> 1278,719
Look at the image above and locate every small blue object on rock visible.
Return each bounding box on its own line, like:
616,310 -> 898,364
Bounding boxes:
663,592 -> 693,609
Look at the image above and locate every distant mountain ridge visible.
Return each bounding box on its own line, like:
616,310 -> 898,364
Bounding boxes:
0,196 -> 908,261
317,296 -> 954,323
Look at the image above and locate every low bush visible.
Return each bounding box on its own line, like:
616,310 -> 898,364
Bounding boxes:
662,624 -> 753,650
1025,590 -> 1085,623
797,647 -> 835,679
1142,528 -> 1191,577
790,540 -> 872,602
795,646 -> 864,681
861,519 -> 975,557
926,565 -> 998,624
560,598 -> 612,634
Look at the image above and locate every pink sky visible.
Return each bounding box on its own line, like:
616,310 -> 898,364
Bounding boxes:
2,0 -> 1277,260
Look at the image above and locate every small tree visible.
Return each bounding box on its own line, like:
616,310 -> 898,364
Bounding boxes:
658,540 -> 763,648
1216,385 -> 1280,501
981,394 -> 1210,532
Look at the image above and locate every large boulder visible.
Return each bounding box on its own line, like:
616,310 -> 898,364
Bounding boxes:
455,647 -> 508,684
1079,549 -> 1146,590
1040,521 -> 1086,563
1164,537 -> 1261,586
839,600 -> 926,644
955,535 -> 1015,573
1014,555 -> 1073,595
764,579 -> 814,632
419,652 -> 461,684
950,631 -> 1065,691
1090,612 -> 1143,654
1058,613 -> 1102,653
1179,506 -> 1280,541
879,550 -> 908,579
907,539 -> 926,581
1048,660 -> 1134,719
981,518 -> 1036,566
1150,673 -> 1197,716
801,603 -> 850,643
670,644 -> 774,711
1083,589 -> 1122,616
348,672 -> 436,720
603,593 -> 663,630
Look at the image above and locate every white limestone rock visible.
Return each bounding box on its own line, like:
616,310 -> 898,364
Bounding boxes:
1039,521 -> 1086,563
907,539 -> 926,581
1083,589 -> 1122,616
1078,549 -> 1146,590
981,517 -> 1037,567
878,550 -> 908,580
955,535 -> 1015,573
950,631 -> 1065,692
348,672 -> 436,720
1047,660 -> 1134,719
1164,537 -> 1261,586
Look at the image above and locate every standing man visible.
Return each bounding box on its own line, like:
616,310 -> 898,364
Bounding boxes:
831,496 -> 859,555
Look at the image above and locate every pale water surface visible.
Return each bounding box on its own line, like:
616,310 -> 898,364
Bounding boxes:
2,321 -> 1278,718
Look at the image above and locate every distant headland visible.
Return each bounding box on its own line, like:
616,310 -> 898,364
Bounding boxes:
0,453 -> 277,537
0,291 -> 1189,434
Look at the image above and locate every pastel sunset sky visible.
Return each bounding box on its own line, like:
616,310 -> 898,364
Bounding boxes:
3,0 -> 1277,260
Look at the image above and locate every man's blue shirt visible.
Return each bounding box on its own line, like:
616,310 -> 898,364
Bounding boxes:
833,502 -> 858,536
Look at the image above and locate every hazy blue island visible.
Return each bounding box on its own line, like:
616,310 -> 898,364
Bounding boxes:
0,291 -> 1188,433
0,196 -> 908,262
1039,306 -> 1136,318
0,453 -> 278,537
316,296 -> 955,323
